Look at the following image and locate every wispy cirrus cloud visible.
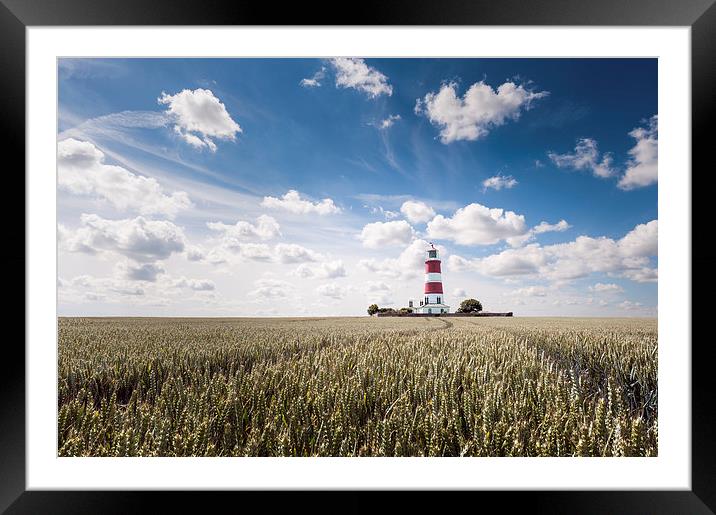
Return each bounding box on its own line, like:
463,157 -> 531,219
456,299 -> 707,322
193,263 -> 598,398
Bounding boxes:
300,66 -> 326,88
377,114 -> 401,130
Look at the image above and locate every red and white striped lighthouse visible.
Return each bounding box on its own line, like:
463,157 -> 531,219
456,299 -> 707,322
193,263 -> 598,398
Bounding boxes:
414,243 -> 450,314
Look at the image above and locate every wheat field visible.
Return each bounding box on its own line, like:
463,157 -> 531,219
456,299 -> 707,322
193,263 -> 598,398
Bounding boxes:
57,316 -> 657,457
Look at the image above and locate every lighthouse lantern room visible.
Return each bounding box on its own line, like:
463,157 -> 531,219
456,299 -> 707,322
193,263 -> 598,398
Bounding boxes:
413,243 -> 450,314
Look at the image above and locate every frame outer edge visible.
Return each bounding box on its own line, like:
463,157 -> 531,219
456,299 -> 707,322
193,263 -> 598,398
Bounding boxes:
692,1 -> 716,513
0,0 -> 27,513
5,0 -> 715,511
0,0 -> 715,26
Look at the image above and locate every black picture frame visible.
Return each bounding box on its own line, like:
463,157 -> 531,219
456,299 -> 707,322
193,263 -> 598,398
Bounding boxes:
3,0 -> 712,512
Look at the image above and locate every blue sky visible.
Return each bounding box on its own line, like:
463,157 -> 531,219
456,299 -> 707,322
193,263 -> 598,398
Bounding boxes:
57,58 -> 657,316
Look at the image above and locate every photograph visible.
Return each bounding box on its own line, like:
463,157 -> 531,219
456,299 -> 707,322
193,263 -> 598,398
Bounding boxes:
56,57 -> 658,458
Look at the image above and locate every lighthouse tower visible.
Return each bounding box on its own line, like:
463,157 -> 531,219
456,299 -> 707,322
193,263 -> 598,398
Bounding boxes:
413,243 -> 450,314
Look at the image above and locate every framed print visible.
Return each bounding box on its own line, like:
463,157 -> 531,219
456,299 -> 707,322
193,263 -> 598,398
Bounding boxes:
4,0 -> 714,512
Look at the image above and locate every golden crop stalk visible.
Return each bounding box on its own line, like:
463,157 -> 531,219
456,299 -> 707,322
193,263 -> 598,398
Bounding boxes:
57,316 -> 658,457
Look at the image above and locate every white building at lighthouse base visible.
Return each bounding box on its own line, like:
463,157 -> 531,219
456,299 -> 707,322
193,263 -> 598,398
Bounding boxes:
412,301 -> 450,315
411,293 -> 450,314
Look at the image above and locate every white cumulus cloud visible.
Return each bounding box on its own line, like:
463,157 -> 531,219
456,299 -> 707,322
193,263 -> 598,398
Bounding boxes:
622,267 -> 658,282
448,220 -> 657,284
294,260 -> 347,279
416,80 -> 547,144
235,243 -> 274,262
426,203 -> 528,246
59,214 -> 186,263
316,282 -> 350,300
365,281 -> 394,305
67,275 -> 146,297
618,115 -> 658,190
115,261 -> 166,282
506,219 -> 572,247
400,200 -> 436,224
618,300 -> 643,311
274,243 -> 322,264
368,205 -> 400,220
189,236 -> 323,266
249,279 -> 294,299
618,219 -> 658,257
158,88 -> 242,152
589,283 -> 624,293
58,138 -> 192,218
170,277 -> 216,291
330,58 -> 393,98
482,174 -> 518,192
261,190 -> 341,215
533,220 -> 571,234
206,214 -> 281,241
547,138 -> 615,178
510,286 -> 549,297
359,220 -> 415,249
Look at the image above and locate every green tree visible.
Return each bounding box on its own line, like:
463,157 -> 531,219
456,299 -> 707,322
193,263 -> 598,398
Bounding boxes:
457,298 -> 483,313
367,304 -> 379,316
377,307 -> 396,314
